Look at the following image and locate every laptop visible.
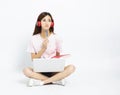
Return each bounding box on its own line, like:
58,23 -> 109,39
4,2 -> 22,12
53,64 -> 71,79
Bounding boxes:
33,58 -> 65,72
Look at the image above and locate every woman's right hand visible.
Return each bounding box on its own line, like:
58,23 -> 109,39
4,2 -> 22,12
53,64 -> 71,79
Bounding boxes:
41,38 -> 49,50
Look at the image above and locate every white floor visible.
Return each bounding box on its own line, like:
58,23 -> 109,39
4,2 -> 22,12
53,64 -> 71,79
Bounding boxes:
1,56 -> 120,95
3,71 -> 120,95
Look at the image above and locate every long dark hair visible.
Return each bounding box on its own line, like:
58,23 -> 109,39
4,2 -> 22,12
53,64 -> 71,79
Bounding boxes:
33,12 -> 54,35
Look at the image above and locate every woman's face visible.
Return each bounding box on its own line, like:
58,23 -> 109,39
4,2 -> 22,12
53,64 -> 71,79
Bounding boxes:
41,15 -> 52,30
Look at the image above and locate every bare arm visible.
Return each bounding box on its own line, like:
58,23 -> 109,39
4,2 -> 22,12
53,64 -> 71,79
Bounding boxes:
31,38 -> 49,60
31,48 -> 46,60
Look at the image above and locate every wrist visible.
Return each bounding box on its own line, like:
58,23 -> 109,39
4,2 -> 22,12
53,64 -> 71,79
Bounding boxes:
41,47 -> 46,51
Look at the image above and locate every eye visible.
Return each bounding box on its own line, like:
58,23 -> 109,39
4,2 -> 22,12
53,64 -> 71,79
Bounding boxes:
48,19 -> 51,22
43,19 -> 46,22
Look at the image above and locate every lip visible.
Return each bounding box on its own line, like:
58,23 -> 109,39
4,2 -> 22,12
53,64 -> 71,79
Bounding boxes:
45,25 -> 49,27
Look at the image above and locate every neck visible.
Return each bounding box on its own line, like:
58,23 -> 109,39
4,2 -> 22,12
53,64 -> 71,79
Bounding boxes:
41,29 -> 50,38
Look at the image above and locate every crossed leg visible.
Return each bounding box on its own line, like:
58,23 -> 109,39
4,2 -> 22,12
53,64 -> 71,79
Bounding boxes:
23,64 -> 75,84
23,67 -> 49,81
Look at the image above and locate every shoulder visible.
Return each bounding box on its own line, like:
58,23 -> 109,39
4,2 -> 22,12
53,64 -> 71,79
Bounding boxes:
51,33 -> 62,40
32,34 -> 40,38
31,34 -> 40,40
29,34 -> 41,43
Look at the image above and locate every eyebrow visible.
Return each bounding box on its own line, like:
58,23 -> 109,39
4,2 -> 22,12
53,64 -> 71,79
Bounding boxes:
42,18 -> 51,21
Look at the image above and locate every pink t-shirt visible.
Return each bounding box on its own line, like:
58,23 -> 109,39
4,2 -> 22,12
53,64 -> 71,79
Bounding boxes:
27,33 -> 62,58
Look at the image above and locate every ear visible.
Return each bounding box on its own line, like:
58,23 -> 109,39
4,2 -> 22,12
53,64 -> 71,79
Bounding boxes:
50,22 -> 54,27
37,21 -> 41,27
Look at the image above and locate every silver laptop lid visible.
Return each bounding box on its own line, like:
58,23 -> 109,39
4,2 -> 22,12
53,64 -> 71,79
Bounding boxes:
33,58 -> 65,72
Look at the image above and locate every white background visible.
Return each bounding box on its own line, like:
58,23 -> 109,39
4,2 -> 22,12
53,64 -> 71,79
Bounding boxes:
0,0 -> 120,95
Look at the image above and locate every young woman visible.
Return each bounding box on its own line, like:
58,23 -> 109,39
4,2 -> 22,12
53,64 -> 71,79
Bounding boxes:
23,12 -> 75,86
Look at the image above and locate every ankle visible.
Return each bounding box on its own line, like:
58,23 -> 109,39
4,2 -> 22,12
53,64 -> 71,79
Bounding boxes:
43,81 -> 51,85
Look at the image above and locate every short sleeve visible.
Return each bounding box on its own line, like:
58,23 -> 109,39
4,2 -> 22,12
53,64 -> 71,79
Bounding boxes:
56,35 -> 63,53
27,38 -> 36,53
